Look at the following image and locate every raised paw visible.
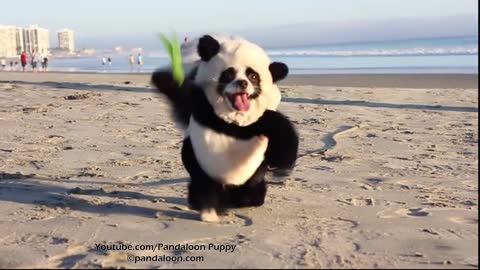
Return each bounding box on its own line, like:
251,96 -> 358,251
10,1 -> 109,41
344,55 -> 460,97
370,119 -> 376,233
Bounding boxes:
151,70 -> 178,92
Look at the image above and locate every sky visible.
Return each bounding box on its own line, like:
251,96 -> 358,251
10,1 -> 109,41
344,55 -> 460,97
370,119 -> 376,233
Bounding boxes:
1,0 -> 478,49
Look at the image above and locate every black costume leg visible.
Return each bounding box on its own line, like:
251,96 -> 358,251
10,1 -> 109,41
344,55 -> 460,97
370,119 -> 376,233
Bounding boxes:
181,137 -> 224,222
226,161 -> 268,208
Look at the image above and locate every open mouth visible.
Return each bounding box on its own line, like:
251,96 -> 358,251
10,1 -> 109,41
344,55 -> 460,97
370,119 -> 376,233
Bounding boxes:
227,92 -> 250,112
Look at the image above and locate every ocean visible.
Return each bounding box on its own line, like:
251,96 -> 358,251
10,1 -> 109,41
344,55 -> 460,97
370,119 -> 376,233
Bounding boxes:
46,36 -> 478,74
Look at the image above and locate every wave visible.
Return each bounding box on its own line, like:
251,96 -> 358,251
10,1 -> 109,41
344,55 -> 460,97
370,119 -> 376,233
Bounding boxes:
266,47 -> 478,57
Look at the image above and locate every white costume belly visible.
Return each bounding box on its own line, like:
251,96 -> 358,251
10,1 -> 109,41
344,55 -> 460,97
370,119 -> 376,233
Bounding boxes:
188,118 -> 268,186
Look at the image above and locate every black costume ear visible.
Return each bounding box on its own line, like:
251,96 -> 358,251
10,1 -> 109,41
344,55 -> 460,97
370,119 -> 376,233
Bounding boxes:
269,62 -> 289,82
197,35 -> 220,62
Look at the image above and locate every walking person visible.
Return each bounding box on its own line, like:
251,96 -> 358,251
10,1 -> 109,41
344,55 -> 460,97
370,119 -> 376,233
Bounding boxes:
137,53 -> 143,72
128,54 -> 135,72
101,56 -> 106,71
31,50 -> 40,73
41,55 -> 49,72
181,36 -> 189,49
107,57 -> 112,70
0,58 -> 5,71
20,51 -> 28,72
9,61 -> 13,71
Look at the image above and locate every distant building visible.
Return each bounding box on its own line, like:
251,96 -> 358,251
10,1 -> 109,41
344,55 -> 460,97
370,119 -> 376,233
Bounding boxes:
14,27 -> 24,55
57,28 -> 75,53
23,25 -> 49,55
0,25 -> 23,57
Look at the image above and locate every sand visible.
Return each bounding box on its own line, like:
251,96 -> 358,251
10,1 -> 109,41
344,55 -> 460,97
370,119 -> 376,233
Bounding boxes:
0,72 -> 478,268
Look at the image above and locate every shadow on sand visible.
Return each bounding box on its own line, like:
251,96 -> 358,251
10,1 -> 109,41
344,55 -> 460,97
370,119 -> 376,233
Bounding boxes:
0,172 -> 197,221
0,80 -> 153,93
2,80 -> 477,113
282,97 -> 478,113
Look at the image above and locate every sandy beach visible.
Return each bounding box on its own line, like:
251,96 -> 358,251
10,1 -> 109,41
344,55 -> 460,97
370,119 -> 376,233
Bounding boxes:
0,72 -> 477,268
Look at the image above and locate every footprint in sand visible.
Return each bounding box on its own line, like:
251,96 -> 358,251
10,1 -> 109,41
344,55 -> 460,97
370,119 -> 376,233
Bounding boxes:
404,208 -> 430,217
337,197 -> 375,206
21,107 -> 50,114
213,213 -> 254,226
377,208 -> 431,218
64,92 -> 99,100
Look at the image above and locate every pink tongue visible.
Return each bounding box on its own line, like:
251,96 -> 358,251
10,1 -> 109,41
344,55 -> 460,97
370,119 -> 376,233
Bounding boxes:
233,93 -> 250,111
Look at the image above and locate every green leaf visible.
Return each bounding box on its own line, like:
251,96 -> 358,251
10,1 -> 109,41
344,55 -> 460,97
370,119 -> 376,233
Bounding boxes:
159,33 -> 185,85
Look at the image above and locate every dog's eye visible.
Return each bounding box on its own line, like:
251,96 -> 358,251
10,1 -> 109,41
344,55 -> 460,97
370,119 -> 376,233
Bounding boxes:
248,73 -> 258,81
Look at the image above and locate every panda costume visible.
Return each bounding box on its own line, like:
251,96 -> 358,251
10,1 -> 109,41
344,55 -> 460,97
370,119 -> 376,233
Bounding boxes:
152,34 -> 299,222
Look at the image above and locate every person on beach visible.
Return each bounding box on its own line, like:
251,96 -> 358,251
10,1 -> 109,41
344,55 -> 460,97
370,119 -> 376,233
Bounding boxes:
129,54 -> 135,72
21,51 -> 28,72
101,56 -> 106,71
41,55 -> 48,72
9,61 -> 13,71
31,50 -> 41,73
0,58 -> 5,70
181,37 -> 189,49
137,53 -> 143,72
108,57 -> 112,68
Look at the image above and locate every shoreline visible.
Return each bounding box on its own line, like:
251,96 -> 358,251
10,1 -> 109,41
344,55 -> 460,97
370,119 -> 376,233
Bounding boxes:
0,72 -> 477,89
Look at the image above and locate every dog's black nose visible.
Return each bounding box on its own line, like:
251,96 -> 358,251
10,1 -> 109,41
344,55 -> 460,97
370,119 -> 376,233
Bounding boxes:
235,79 -> 248,90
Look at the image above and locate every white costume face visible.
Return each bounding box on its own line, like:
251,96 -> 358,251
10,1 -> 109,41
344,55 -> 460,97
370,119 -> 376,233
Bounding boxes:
192,36 -> 286,126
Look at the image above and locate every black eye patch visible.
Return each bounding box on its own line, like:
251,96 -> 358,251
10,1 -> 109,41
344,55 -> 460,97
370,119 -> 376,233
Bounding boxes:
245,67 -> 260,86
217,67 -> 236,94
246,67 -> 262,99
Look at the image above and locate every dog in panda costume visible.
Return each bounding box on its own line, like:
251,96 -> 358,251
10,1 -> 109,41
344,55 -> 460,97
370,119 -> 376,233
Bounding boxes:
152,34 -> 299,222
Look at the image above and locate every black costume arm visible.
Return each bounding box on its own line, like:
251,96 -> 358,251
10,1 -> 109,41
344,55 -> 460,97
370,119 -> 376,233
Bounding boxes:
261,110 -> 299,173
151,70 -> 192,127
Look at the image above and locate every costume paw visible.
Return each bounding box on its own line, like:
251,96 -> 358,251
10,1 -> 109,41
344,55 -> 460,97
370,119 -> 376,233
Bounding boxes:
151,70 -> 177,91
271,168 -> 293,177
200,208 -> 220,223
